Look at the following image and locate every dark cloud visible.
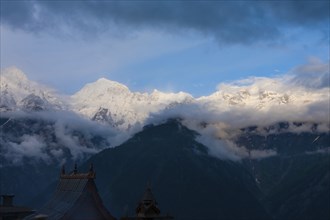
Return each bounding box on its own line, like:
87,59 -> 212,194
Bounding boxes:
1,0 -> 328,44
290,58 -> 330,89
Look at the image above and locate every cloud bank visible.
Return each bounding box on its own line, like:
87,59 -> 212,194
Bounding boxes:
0,110 -> 130,166
1,1 -> 328,44
146,58 -> 329,160
148,58 -> 329,132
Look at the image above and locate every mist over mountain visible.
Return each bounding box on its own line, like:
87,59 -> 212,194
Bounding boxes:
22,119 -> 329,220
82,119 -> 273,220
0,66 -> 329,219
1,66 -> 329,164
85,119 -> 329,220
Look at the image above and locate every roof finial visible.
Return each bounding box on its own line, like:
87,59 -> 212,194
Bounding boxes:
147,180 -> 151,190
89,163 -> 94,173
74,163 -> 78,174
61,165 -> 65,175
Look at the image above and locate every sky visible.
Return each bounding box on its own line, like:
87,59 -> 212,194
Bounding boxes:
1,0 -> 329,97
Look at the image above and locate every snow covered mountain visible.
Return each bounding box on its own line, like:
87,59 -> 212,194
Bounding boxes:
1,67 -> 329,133
198,77 -> 328,111
71,77 -> 194,129
71,77 -> 329,132
0,67 -> 66,112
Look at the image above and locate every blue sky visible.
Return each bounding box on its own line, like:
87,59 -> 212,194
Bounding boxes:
1,0 -> 329,97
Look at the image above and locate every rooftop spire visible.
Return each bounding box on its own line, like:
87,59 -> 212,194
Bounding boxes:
61,165 -> 65,175
135,183 -> 162,218
89,163 -> 94,173
142,186 -> 156,205
74,163 -> 78,174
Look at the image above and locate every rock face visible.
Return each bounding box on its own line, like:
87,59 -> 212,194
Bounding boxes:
20,94 -> 50,111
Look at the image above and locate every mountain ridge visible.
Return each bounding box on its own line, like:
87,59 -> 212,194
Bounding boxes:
82,119 -> 272,220
2,67 -> 328,131
1,67 -> 329,165
0,67 -> 66,112
80,119 -> 329,220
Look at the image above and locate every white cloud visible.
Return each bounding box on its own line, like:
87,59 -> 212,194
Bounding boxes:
0,110 -> 126,166
3,135 -> 49,165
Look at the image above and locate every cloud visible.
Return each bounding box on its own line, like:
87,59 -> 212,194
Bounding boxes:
3,135 -> 50,165
145,59 -> 329,160
196,135 -> 277,161
290,57 -> 330,89
195,135 -> 241,161
148,97 -> 329,160
1,1 -> 328,44
0,110 -> 130,166
217,58 -> 330,91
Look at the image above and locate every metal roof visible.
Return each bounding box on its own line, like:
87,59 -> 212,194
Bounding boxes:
26,167 -> 115,220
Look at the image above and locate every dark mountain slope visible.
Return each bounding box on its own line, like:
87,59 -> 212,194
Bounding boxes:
2,116 -> 328,220
83,119 -> 271,220
238,124 -> 330,220
245,154 -> 330,220
237,128 -> 329,155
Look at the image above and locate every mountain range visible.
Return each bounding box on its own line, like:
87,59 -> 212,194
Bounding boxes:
2,67 -> 328,130
0,67 -> 329,219
1,66 -> 328,164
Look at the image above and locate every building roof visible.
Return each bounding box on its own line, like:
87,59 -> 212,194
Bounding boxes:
0,206 -> 35,218
0,195 -> 35,219
27,164 -> 116,220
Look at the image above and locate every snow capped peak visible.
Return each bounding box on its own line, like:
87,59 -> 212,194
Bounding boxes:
197,76 -> 328,111
1,66 -> 29,82
97,77 -> 108,82
71,78 -> 196,129
151,89 -> 193,100
95,77 -> 127,87
0,67 -> 65,111
74,77 -> 131,97
96,77 -> 129,89
2,67 -> 328,134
